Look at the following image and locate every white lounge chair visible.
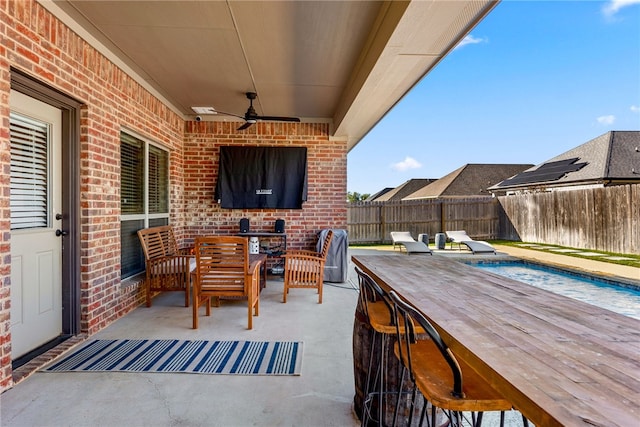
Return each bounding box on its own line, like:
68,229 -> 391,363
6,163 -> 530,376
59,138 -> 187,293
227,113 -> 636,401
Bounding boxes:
390,231 -> 417,250
445,230 -> 496,255
390,232 -> 432,255
398,241 -> 433,255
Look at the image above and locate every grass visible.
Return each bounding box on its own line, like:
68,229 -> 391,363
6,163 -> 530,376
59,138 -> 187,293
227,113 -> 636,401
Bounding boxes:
489,240 -> 640,267
349,241 -> 640,268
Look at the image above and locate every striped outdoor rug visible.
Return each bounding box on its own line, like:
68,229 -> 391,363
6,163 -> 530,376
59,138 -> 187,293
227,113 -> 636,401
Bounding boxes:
42,339 -> 303,375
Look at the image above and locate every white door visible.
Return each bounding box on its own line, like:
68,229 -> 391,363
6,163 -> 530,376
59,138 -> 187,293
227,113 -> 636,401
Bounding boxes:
10,90 -> 63,359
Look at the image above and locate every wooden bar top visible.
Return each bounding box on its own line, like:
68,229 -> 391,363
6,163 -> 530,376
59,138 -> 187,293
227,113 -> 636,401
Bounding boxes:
352,254 -> 640,427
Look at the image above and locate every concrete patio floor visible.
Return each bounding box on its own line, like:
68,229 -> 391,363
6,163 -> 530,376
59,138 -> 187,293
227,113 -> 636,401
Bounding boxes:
1,246 -> 637,426
1,264 -> 364,427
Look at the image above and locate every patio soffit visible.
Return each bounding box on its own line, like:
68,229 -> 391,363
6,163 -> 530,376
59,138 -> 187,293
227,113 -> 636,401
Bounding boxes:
43,0 -> 498,151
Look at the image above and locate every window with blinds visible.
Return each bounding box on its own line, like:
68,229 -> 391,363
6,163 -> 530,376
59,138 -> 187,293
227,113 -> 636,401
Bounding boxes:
10,112 -> 50,230
120,132 -> 169,278
121,134 -> 144,215
148,145 -> 168,214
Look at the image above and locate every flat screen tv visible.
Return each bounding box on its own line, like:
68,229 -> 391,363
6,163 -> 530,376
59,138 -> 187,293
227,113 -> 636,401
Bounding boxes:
215,146 -> 308,209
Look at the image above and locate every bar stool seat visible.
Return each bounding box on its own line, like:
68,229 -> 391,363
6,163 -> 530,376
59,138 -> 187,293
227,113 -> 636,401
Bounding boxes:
366,302 -> 397,335
401,339 -> 510,412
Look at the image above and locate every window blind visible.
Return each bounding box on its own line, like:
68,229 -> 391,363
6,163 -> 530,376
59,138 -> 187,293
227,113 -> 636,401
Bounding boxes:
148,144 -> 168,214
121,134 -> 144,215
10,112 -> 49,230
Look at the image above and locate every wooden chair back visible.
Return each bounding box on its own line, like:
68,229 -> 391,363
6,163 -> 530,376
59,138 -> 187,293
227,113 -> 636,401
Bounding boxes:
137,225 -> 192,307
318,230 -> 333,260
192,235 -> 261,329
138,225 -> 179,258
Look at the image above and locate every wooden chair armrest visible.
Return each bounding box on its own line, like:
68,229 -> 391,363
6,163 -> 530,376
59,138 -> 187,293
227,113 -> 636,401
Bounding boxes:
246,259 -> 262,294
249,259 -> 262,275
147,254 -> 193,271
283,252 -> 325,263
284,250 -> 321,258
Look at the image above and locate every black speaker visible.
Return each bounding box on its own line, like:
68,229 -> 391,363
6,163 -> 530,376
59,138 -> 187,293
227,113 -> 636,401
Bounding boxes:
275,219 -> 285,233
239,218 -> 250,233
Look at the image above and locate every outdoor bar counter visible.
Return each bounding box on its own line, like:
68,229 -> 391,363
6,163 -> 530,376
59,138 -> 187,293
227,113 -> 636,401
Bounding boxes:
351,254 -> 640,427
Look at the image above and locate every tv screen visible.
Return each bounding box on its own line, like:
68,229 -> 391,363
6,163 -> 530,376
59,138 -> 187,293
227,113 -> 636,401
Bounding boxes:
215,146 -> 308,209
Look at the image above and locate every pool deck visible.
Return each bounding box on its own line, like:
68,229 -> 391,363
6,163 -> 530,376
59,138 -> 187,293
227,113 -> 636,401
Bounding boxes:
361,243 -> 639,282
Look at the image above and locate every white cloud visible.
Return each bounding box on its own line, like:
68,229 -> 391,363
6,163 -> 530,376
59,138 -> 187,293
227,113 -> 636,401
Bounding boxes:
603,0 -> 640,17
631,105 -> 640,113
597,115 -> 616,125
454,35 -> 488,50
391,157 -> 422,172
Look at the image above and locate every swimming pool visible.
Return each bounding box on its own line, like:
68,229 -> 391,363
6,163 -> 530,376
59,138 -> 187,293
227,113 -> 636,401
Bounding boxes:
468,261 -> 640,320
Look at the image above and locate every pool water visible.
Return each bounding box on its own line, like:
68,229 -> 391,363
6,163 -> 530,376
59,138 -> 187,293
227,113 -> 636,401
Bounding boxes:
471,262 -> 640,320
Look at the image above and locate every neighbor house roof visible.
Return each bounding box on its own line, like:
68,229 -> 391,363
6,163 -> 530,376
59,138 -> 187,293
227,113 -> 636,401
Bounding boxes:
403,164 -> 533,200
373,179 -> 437,201
490,131 -> 640,192
365,188 -> 394,202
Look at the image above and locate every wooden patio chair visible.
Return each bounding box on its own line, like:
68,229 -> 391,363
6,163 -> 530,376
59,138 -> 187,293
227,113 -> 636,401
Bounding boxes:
137,225 -> 194,307
282,230 -> 333,304
192,235 -> 262,330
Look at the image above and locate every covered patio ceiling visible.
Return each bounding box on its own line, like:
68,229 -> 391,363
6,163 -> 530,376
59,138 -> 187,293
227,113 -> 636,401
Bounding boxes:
44,0 -> 498,150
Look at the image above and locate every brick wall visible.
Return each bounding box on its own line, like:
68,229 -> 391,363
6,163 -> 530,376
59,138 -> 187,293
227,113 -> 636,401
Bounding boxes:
0,0 -> 185,391
183,121 -> 348,256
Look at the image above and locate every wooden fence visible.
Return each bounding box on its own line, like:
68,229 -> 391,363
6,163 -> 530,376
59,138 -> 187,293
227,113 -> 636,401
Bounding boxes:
498,184 -> 639,254
348,197 -> 500,244
347,184 -> 639,255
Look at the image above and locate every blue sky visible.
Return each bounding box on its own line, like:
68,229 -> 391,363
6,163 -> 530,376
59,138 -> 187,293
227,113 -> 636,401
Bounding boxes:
347,0 -> 640,195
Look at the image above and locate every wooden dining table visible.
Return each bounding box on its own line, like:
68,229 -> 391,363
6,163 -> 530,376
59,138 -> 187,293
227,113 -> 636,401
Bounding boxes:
352,254 -> 640,427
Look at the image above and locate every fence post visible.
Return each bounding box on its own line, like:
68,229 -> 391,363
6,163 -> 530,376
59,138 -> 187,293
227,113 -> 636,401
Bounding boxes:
380,204 -> 385,243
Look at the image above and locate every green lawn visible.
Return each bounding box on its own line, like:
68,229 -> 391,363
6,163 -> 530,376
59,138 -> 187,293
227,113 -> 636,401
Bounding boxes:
490,240 -> 640,267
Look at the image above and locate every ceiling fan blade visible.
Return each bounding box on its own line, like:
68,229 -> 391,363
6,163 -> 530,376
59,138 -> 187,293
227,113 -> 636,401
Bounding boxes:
256,116 -> 301,122
214,110 -> 246,121
237,120 -> 255,131
233,92 -> 301,129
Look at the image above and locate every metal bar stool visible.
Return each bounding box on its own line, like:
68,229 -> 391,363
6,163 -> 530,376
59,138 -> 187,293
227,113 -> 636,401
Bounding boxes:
388,291 -> 530,427
355,267 -> 409,426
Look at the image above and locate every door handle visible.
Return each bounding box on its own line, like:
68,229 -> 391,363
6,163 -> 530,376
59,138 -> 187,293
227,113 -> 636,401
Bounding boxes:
55,229 -> 68,237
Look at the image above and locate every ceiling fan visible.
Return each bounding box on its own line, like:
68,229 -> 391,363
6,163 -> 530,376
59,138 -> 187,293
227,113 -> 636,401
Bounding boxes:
229,92 -> 301,131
